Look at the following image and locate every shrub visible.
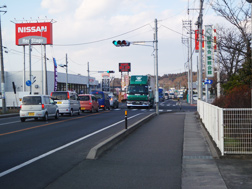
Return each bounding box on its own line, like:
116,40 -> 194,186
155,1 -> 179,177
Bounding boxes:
212,85 -> 251,108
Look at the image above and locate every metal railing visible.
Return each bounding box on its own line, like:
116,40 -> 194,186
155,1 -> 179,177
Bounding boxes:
198,100 -> 252,156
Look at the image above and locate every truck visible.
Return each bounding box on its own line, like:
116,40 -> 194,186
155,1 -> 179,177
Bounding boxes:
127,75 -> 155,109
158,88 -> 164,102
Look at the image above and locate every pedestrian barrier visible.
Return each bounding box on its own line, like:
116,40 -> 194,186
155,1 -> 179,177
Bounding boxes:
198,100 -> 252,156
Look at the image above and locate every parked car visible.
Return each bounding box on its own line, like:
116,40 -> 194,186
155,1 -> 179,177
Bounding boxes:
78,94 -> 99,113
108,94 -> 119,109
20,95 -> 59,122
91,91 -> 110,110
50,91 -> 81,116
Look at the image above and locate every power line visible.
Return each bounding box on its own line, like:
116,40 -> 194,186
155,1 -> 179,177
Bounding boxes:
53,23 -> 152,47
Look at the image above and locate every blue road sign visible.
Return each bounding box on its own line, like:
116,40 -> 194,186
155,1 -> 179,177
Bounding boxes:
26,80 -> 31,86
204,79 -> 213,84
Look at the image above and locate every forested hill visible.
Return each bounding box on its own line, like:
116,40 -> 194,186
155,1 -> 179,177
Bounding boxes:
158,72 -> 197,90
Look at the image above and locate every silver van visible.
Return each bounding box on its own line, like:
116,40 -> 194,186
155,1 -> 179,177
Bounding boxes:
20,95 -> 59,122
50,91 -> 81,116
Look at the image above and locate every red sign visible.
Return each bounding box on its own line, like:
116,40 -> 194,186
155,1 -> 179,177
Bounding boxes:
195,30 -> 204,52
119,63 -> 131,72
15,22 -> 53,46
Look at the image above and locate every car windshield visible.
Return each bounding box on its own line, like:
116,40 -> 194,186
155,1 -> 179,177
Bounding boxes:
22,96 -> 42,105
127,85 -> 148,94
51,92 -> 68,100
79,96 -> 90,101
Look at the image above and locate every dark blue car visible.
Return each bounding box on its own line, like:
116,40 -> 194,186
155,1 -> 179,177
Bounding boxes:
91,91 -> 110,110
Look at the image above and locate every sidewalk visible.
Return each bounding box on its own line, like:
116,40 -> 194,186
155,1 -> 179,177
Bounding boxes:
45,112 -> 228,189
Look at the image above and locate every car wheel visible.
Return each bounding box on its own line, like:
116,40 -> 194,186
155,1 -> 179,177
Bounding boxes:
78,109 -> 81,115
43,113 -> 48,121
55,111 -> 59,119
70,109 -> 73,116
20,118 -> 26,122
60,113 -> 64,116
34,118 -> 38,120
113,103 -> 116,109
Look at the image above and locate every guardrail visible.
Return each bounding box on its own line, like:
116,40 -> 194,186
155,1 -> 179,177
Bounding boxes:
198,100 -> 252,156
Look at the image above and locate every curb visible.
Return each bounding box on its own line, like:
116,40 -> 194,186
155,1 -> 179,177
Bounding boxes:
86,112 -> 157,160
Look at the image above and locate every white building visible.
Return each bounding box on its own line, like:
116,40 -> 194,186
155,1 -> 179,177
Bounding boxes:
0,71 -> 98,107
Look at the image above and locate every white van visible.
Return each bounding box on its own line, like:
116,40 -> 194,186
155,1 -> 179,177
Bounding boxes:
50,91 -> 81,116
20,95 -> 59,122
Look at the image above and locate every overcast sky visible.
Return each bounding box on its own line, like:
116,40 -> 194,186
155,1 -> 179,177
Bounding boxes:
0,0 -> 234,81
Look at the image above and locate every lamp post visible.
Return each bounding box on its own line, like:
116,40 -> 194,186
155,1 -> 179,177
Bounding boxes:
59,60 -> 68,92
0,5 -> 7,113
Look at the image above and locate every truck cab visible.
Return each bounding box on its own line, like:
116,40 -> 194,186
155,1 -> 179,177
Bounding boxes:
126,75 -> 154,109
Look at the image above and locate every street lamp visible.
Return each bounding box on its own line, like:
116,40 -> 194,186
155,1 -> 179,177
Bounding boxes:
59,63 -> 68,91
0,5 -> 7,113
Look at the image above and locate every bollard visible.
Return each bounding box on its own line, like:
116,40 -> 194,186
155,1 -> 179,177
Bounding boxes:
125,110 -> 128,129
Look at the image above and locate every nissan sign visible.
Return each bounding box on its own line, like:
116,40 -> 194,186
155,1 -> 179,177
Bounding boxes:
15,22 -> 53,45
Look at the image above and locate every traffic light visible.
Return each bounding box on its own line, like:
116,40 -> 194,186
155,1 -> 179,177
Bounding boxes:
107,71 -> 115,73
112,40 -> 130,47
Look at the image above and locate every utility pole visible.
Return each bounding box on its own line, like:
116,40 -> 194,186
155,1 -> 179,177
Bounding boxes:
182,36 -> 189,102
87,62 -> 90,93
29,39 -> 32,95
0,5 -> 6,113
189,20 -> 193,104
182,20 -> 193,104
198,0 -> 204,100
154,18 -> 159,115
44,45 -> 48,95
23,46 -> 26,92
66,53 -> 68,91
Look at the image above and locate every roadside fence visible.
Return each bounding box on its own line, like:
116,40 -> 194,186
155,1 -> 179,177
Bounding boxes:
197,100 -> 252,156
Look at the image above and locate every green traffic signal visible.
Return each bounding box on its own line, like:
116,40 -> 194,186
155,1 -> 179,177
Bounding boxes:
112,40 -> 118,46
107,71 -> 115,73
112,40 -> 130,47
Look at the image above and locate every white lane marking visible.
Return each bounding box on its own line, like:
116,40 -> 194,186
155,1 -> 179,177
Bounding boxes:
0,113 -> 143,178
0,121 -> 21,126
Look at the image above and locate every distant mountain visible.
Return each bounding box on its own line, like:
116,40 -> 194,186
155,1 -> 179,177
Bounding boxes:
158,72 -> 197,90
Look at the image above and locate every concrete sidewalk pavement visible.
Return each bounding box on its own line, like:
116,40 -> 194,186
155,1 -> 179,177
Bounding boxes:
45,112 -> 228,189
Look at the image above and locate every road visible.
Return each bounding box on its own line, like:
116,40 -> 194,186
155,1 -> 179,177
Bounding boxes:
0,99 -> 197,188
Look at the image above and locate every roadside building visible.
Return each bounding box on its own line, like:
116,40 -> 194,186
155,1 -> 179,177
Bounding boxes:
0,71 -> 98,107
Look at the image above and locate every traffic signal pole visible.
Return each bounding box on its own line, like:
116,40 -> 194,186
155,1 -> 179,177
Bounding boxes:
154,18 -> 159,115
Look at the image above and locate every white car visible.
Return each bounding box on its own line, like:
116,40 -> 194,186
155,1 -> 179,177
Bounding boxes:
193,94 -> 198,101
109,95 -> 119,109
51,91 -> 81,116
20,95 -> 59,122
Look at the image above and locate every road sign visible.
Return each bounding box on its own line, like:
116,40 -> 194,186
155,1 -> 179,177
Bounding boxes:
26,80 -> 31,86
204,79 -> 213,84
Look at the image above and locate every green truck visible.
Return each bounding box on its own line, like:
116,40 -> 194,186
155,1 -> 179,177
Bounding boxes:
127,75 -> 155,109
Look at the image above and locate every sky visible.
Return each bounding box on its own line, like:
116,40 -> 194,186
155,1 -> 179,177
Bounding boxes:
0,0 -> 238,82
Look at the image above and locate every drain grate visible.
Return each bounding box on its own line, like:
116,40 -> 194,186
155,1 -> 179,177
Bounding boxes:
183,156 -> 213,159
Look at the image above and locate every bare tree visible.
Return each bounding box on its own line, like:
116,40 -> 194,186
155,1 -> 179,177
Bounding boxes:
210,0 -> 251,61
